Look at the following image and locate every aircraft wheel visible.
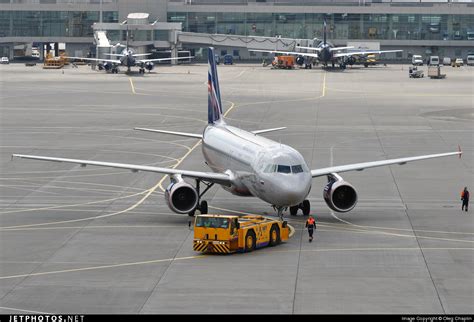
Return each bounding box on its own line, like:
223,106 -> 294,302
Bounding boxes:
269,225 -> 280,246
290,206 -> 298,216
245,230 -> 256,252
302,200 -> 310,216
199,200 -> 208,214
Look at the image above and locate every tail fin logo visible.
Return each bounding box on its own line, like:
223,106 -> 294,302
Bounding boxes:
208,48 -> 223,124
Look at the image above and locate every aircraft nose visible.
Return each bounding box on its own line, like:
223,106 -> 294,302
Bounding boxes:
272,173 -> 311,206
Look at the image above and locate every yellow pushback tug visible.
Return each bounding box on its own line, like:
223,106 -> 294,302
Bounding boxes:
193,214 -> 289,254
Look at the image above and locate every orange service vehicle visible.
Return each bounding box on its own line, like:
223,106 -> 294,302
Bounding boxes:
272,55 -> 295,69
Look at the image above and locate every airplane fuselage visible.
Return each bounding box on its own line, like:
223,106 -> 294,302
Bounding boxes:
318,45 -> 334,65
202,123 -> 312,207
119,53 -> 136,68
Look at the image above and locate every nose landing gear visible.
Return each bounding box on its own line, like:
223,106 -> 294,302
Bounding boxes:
289,199 -> 311,216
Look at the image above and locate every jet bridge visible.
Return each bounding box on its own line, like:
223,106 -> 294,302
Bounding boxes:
176,32 -> 318,59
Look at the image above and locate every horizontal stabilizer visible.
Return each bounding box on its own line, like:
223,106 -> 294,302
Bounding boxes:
330,46 -> 354,52
252,127 -> 287,135
134,127 -> 202,139
296,46 -> 322,52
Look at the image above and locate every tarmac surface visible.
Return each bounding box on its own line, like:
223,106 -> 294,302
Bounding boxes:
0,62 -> 472,314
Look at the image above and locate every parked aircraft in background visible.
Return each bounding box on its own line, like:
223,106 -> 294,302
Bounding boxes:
251,19 -> 402,69
69,47 -> 193,74
13,47 -> 461,220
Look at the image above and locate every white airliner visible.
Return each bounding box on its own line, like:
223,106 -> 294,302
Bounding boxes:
13,47 -> 461,220
251,19 -> 402,69
70,47 -> 193,74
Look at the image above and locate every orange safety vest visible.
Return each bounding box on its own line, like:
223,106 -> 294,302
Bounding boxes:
307,218 -> 315,225
461,190 -> 465,198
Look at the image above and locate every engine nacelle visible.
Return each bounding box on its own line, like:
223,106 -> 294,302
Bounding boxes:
165,175 -> 198,214
323,174 -> 358,212
103,62 -> 112,71
145,62 -> 154,71
296,55 -> 305,66
345,56 -> 356,66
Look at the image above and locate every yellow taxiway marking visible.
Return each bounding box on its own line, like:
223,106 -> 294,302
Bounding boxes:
129,77 -> 136,94
0,255 -> 205,280
321,71 -> 327,97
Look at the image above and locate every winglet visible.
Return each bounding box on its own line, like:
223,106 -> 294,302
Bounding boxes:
458,145 -> 462,158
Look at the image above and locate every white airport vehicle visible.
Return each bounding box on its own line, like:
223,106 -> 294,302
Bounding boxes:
0,57 -> 9,64
412,55 -> 423,66
455,58 -> 464,66
442,57 -> 452,65
12,47 -> 462,220
429,56 -> 440,66
467,55 -> 474,66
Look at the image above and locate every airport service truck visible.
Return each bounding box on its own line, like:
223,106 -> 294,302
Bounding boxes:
193,214 -> 289,254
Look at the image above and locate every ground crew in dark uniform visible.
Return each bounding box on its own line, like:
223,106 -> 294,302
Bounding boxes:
305,215 -> 316,242
461,187 -> 469,212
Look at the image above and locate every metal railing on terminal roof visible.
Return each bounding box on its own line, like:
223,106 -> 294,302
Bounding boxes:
168,0 -> 472,4
9,0 -> 118,4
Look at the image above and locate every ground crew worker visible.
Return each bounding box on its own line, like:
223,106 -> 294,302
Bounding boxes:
305,215 -> 316,242
461,187 -> 469,212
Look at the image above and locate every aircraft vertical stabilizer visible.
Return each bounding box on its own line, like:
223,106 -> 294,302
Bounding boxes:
323,17 -> 327,45
208,47 -> 224,124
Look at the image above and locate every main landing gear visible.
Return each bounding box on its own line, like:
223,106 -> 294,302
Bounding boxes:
188,180 -> 214,217
139,68 -> 146,74
289,199 -> 311,216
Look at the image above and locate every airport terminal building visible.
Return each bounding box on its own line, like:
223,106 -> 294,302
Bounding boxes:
1,0 -> 474,60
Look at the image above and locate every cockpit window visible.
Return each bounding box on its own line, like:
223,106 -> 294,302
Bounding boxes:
277,165 -> 291,174
291,165 -> 304,173
264,164 -> 276,173
264,164 -> 308,174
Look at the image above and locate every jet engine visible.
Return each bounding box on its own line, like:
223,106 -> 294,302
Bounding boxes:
165,175 -> 198,214
345,56 -> 356,66
296,55 -> 305,66
145,62 -> 154,71
103,62 -> 112,71
323,174 -> 358,212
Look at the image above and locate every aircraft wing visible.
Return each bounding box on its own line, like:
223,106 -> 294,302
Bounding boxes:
333,50 -> 403,58
12,154 -> 231,186
138,56 -> 194,63
134,127 -> 202,139
67,56 -> 121,64
252,127 -> 286,135
249,49 -> 318,58
135,126 -> 286,138
310,150 -> 461,178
